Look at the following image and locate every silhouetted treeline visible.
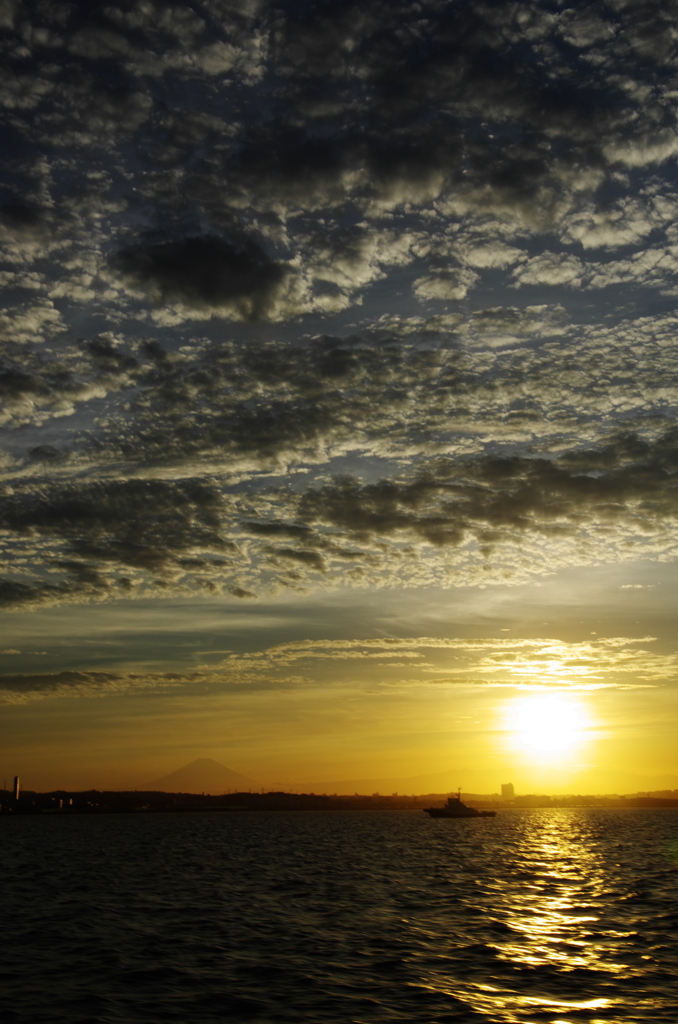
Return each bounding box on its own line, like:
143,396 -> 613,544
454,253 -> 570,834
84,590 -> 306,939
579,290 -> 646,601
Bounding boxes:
0,789 -> 446,814
2,788 -> 678,815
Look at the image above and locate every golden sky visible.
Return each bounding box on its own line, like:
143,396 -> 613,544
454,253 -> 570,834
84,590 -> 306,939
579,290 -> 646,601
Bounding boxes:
1,0 -> 678,794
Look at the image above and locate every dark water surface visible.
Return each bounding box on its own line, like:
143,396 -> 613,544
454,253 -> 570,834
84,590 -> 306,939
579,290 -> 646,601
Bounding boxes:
2,809 -> 678,1023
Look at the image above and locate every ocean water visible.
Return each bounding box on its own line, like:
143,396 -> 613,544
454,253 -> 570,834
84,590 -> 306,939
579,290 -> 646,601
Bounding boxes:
2,809 -> 678,1024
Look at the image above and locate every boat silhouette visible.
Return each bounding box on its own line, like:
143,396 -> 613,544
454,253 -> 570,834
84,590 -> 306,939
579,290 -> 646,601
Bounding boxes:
424,789 -> 496,819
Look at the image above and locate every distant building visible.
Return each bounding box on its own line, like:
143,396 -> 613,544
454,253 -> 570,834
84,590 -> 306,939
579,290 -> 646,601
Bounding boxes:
501,783 -> 514,799
13,776 -> 20,800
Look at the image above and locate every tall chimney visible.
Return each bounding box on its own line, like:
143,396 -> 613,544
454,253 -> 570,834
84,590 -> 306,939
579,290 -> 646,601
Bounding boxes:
13,776 -> 20,800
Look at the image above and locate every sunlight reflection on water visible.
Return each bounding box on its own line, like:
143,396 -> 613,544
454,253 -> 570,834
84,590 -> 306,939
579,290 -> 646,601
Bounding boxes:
2,808 -> 678,1023
413,809 -> 677,1022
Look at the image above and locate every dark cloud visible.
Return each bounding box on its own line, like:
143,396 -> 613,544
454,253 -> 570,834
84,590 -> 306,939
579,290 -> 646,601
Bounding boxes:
57,309 -> 673,480
263,546 -> 327,572
296,435 -> 678,545
0,669 -> 124,695
2,0 -> 678,323
0,478 -> 242,608
0,202 -> 47,239
111,234 -> 289,318
2,0 -> 678,611
3,423 -> 678,608
27,444 -> 67,463
1,477 -> 226,546
0,666 -> 196,702
0,335 -> 137,427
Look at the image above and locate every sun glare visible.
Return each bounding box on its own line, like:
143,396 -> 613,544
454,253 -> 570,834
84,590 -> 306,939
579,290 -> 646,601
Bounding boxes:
508,694 -> 589,756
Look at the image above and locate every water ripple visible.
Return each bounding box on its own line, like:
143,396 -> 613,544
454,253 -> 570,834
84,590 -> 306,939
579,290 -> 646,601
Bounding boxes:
2,808 -> 678,1022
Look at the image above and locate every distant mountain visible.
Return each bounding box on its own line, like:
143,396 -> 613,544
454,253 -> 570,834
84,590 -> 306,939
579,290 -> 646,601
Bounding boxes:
147,758 -> 259,795
147,760 -> 678,798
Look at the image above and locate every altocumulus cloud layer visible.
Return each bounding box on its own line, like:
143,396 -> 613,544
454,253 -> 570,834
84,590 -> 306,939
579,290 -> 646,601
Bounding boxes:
1,635 -> 673,704
2,0 -> 678,610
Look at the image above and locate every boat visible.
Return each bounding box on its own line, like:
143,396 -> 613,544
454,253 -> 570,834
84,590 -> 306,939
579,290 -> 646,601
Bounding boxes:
424,789 -> 496,819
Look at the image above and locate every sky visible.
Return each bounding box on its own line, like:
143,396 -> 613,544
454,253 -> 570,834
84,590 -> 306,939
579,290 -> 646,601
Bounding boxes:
2,0 -> 678,795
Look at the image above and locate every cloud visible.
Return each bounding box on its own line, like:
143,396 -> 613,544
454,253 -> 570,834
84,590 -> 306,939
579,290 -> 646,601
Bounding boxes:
603,129 -> 678,170
414,268 -> 479,302
559,193 -> 674,250
0,478 -> 244,609
512,253 -> 585,288
460,242 -> 526,270
2,0 -> 678,330
462,304 -> 569,347
556,7 -> 617,49
0,300 -> 65,346
0,668 -> 189,704
585,245 -> 678,292
1,633 -> 672,704
310,225 -> 419,293
4,419 -> 678,607
0,335 -> 138,428
68,1 -> 265,82
2,0 -> 678,614
110,234 -> 292,321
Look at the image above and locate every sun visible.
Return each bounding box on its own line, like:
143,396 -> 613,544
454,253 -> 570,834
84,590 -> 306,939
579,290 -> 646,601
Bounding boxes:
508,694 -> 589,755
